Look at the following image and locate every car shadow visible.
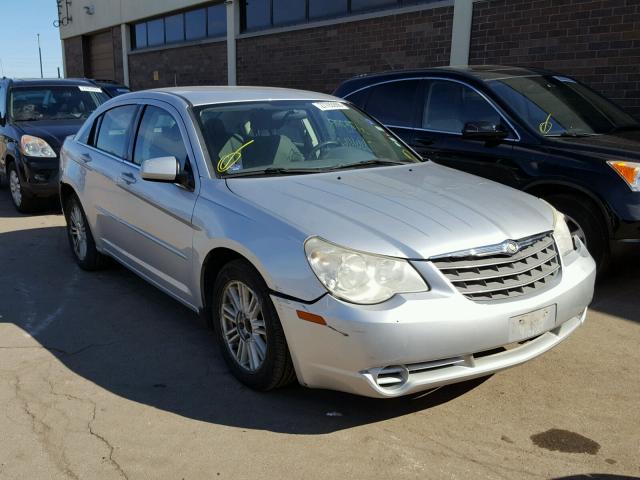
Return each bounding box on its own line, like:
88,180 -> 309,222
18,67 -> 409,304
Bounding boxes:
589,246 -> 640,324
1,225 -> 488,435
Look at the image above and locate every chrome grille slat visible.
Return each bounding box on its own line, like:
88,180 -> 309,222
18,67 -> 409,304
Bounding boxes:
431,233 -> 562,302
433,234 -> 555,270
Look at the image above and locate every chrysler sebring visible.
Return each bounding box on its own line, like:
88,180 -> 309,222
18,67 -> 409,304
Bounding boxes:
59,87 -> 596,398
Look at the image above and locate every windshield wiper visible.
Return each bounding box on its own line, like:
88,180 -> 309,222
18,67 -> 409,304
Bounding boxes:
557,131 -> 594,138
222,167 -> 327,178
327,159 -> 412,171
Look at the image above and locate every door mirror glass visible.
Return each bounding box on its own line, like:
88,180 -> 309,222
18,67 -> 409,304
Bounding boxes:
462,121 -> 509,141
140,156 -> 179,182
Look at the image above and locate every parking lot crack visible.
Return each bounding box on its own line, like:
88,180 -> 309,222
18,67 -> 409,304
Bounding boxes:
88,403 -> 129,480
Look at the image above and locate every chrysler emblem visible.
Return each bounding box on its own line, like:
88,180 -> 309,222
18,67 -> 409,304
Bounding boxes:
505,241 -> 520,255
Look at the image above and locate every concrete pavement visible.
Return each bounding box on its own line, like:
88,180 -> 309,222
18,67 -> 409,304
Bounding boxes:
0,195 -> 638,480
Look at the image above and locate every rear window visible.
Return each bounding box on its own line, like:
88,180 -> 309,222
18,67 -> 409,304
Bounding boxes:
9,85 -> 108,122
94,105 -> 138,159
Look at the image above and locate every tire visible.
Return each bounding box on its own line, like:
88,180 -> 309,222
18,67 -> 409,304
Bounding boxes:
212,259 -> 296,391
544,193 -> 610,272
64,194 -> 105,271
7,163 -> 36,213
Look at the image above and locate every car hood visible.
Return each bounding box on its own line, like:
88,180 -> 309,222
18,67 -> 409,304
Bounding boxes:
546,130 -> 640,162
16,119 -> 84,154
226,162 -> 554,259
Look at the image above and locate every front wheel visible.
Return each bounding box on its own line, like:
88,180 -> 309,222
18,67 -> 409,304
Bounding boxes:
212,260 -> 296,391
8,163 -> 36,213
545,193 -> 610,272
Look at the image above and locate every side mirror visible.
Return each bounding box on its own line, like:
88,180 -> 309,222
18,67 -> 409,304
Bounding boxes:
462,122 -> 509,141
140,156 -> 179,182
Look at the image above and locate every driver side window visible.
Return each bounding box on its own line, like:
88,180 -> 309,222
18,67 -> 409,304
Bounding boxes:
423,80 -> 507,135
133,105 -> 189,169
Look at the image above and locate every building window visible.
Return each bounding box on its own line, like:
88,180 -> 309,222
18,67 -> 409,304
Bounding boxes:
273,0 -> 306,26
241,0 -> 433,32
207,4 -> 227,37
131,2 -> 227,51
185,8 -> 207,41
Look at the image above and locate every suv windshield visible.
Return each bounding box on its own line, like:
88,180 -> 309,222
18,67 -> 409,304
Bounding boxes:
9,85 -> 108,122
196,100 -> 421,176
485,75 -> 640,136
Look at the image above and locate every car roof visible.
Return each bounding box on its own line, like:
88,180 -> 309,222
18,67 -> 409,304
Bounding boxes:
146,86 -> 340,107
335,65 -> 557,94
6,77 -> 100,88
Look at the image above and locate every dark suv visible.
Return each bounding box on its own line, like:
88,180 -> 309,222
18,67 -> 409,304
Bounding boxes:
0,78 -> 108,211
335,66 -> 640,270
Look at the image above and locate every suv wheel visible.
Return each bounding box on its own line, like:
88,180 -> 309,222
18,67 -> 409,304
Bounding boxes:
64,194 -> 105,270
8,163 -> 35,212
212,259 -> 296,391
545,193 -> 609,272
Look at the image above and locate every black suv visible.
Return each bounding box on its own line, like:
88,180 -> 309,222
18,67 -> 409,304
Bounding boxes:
335,66 -> 640,270
0,78 -> 108,211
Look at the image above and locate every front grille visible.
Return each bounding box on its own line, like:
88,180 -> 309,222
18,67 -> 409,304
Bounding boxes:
431,233 -> 561,302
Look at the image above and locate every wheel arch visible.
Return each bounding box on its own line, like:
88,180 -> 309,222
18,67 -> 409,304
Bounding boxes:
59,182 -> 77,215
524,180 -> 614,237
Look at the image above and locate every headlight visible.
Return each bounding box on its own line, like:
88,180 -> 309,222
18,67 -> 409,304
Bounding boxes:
305,237 -> 428,304
551,206 -> 575,257
607,160 -> 639,191
20,135 -> 56,158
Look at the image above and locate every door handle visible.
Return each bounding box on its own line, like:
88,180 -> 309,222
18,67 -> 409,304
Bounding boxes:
119,172 -> 136,185
79,153 -> 92,163
415,137 -> 435,147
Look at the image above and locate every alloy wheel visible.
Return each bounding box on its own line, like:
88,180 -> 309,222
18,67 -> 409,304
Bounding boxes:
9,169 -> 22,207
220,281 -> 268,372
69,204 -> 88,260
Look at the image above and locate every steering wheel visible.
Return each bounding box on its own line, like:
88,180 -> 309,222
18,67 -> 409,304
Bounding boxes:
307,140 -> 340,160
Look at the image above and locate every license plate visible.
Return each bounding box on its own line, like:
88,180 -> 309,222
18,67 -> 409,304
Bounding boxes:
508,305 -> 557,342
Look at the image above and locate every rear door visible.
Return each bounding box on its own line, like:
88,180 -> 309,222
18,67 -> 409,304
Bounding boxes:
110,101 -> 200,306
346,79 -> 422,147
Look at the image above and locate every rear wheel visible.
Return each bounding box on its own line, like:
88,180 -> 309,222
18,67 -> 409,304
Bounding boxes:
544,193 -> 610,272
212,259 -> 296,391
64,194 -> 105,270
8,163 -> 36,213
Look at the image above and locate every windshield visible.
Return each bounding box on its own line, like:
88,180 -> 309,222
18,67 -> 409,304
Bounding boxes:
485,75 -> 640,136
196,100 -> 421,176
9,85 -> 108,122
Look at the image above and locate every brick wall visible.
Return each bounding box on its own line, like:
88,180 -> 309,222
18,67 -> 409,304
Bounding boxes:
470,0 -> 640,116
128,41 -> 227,90
111,27 -> 124,84
236,5 -> 454,93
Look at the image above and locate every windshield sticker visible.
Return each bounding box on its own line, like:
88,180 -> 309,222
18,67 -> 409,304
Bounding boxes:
217,139 -> 254,173
402,149 -> 415,161
313,102 -> 349,111
539,114 -> 553,135
78,86 -> 103,93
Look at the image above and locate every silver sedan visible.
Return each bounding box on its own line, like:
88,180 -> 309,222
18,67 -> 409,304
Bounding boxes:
59,87 -> 596,398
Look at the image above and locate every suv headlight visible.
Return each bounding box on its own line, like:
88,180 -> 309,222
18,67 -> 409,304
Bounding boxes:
20,135 -> 56,158
305,237 -> 428,304
607,160 -> 639,191
551,206 -> 575,257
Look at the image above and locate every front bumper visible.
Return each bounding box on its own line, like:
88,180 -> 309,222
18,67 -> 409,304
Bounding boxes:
272,240 -> 596,398
20,156 -> 59,197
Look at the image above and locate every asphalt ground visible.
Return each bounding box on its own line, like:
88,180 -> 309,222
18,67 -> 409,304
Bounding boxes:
0,194 -> 638,480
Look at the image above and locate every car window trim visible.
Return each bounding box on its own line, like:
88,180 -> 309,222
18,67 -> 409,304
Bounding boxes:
343,76 -> 522,142
93,103 -> 141,161
133,102 -> 198,191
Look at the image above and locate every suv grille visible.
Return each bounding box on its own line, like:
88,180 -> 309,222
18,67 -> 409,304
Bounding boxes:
431,233 -> 561,301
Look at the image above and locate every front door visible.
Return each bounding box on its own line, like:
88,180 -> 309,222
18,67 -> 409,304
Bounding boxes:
110,102 -> 199,306
411,79 -> 522,188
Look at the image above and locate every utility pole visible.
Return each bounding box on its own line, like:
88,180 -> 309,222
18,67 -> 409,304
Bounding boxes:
37,34 -> 43,78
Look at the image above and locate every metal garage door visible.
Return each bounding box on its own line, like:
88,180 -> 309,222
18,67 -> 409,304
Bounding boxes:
86,31 -> 114,79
